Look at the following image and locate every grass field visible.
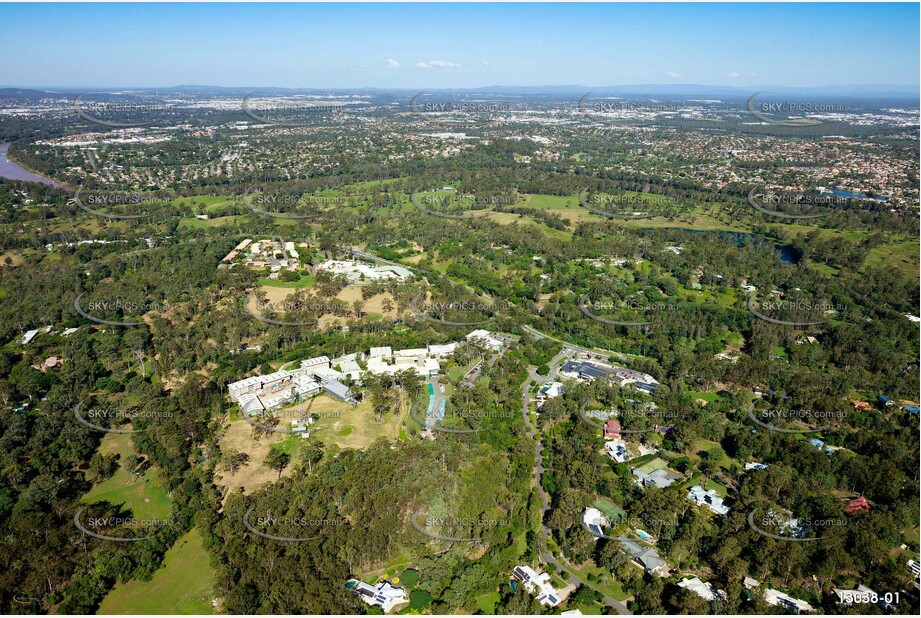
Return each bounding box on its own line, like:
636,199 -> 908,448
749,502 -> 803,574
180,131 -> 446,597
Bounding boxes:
475,590 -> 500,613
566,560 -> 630,602
310,396 -> 408,450
81,433 -> 173,521
256,273 -> 316,289
98,528 -> 215,615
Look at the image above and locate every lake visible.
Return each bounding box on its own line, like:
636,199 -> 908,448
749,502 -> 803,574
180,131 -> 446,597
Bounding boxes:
825,188 -> 886,202
0,143 -> 63,187
642,227 -> 799,264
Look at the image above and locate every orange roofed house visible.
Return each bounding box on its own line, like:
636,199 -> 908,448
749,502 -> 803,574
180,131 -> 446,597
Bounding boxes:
845,495 -> 872,515
604,419 -> 621,439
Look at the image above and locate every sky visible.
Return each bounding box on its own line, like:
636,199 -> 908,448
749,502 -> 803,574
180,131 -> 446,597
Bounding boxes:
0,2 -> 918,89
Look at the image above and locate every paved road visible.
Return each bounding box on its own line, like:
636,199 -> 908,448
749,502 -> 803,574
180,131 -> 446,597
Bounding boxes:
522,325 -> 636,364
519,367 -> 633,615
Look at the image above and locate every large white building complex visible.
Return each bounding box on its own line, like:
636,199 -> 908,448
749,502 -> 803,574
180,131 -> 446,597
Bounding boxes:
227,333 -> 498,413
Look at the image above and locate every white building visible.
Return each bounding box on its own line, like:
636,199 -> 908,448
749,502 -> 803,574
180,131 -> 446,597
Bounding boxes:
537,381 -> 564,399
427,342 -> 458,358
21,329 -> 39,344
605,439 -> 630,463
511,566 -> 562,607
369,346 -> 393,360
764,588 -> 814,613
351,580 -> 408,613
300,356 -> 331,375
677,576 -> 726,602
317,259 -> 411,283
394,348 -> 428,360
582,507 -> 608,537
228,368 -> 321,414
366,355 -> 440,378
466,329 -> 504,351
687,485 -> 729,515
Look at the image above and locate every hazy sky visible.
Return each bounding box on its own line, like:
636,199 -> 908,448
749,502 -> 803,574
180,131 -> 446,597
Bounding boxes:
1,2 -> 918,89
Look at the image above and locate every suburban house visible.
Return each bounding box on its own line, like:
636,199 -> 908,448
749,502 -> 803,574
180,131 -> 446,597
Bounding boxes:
350,579 -> 408,613
604,439 -> 630,463
845,495 -> 872,514
617,537 -> 668,576
687,485 -> 730,515
603,419 -> 621,439
511,565 -> 562,607
537,381 -> 564,400
763,588 -> 814,613
677,576 -> 726,602
743,578 -> 813,614
582,507 -> 609,537
631,458 -> 682,489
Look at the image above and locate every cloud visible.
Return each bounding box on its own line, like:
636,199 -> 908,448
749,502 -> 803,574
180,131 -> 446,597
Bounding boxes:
728,71 -> 739,78
385,59 -> 400,69
415,60 -> 461,69
482,60 -> 490,66
666,71 -> 683,80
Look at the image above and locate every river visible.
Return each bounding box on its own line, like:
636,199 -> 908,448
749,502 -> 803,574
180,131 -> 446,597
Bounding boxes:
0,143 -> 63,187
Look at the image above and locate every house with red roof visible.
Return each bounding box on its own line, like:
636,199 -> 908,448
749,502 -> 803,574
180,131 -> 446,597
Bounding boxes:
603,419 -> 621,439
845,495 -> 871,515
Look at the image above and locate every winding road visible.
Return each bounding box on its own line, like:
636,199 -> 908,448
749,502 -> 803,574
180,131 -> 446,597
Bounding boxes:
519,366 -> 633,615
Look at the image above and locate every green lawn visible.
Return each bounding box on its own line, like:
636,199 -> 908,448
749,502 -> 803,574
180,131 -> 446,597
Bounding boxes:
98,528 -> 215,614
566,561 -> 630,602
257,274 -> 316,289
81,433 -> 173,521
475,590 -> 500,613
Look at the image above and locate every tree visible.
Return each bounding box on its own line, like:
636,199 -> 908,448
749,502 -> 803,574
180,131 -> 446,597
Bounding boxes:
264,448 -> 291,479
299,441 -> 324,474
